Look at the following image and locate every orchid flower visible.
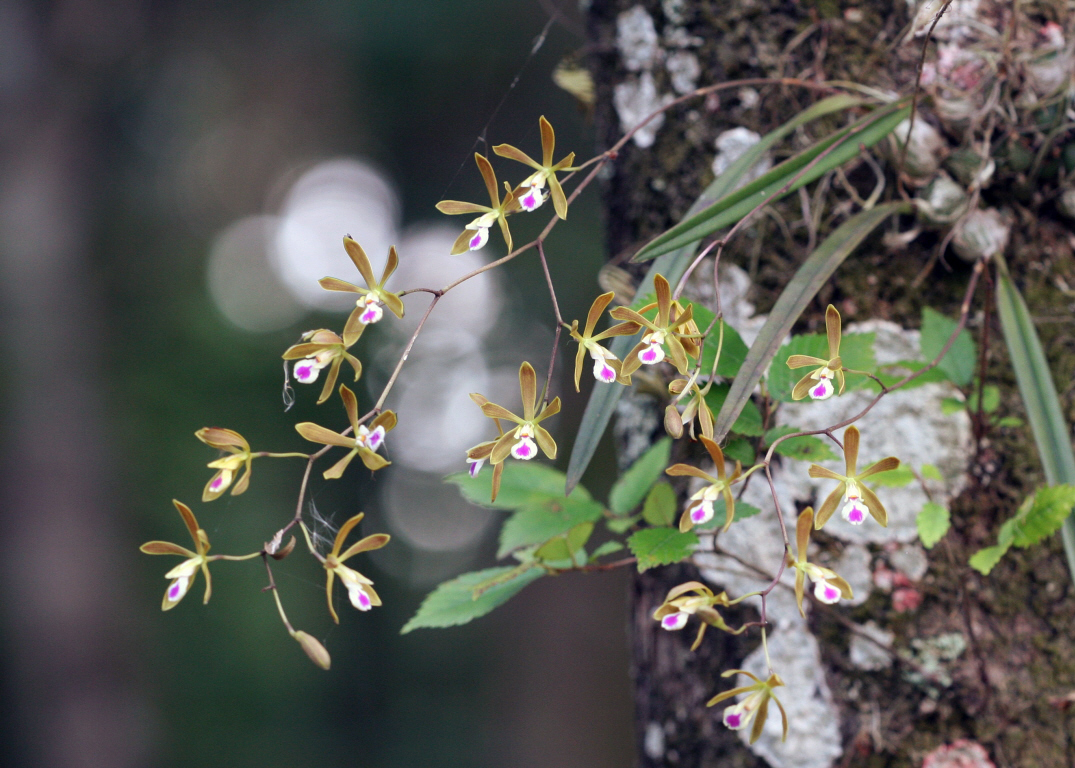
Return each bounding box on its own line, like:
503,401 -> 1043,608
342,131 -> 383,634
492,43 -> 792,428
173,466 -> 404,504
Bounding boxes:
665,372 -> 715,440
666,436 -> 742,532
610,274 -> 701,375
808,425 -> 900,528
493,116 -> 576,218
303,512 -> 390,624
464,393 -> 507,502
708,669 -> 788,744
282,328 -> 362,405
436,154 -> 520,254
790,507 -> 853,617
652,581 -> 745,650
473,361 -> 560,465
295,385 -> 396,478
318,238 -> 405,347
140,500 -> 213,611
568,291 -> 641,391
196,427 -> 253,502
786,304 -> 849,401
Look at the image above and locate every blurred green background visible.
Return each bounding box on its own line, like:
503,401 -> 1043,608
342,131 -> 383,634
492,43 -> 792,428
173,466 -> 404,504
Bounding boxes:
0,2 -> 633,767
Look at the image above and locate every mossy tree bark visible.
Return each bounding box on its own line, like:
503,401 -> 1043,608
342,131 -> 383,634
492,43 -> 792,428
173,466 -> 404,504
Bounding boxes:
586,1 -> 1075,766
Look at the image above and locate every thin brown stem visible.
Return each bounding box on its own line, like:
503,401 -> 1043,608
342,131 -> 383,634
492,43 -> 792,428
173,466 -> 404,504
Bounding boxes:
537,240 -> 564,405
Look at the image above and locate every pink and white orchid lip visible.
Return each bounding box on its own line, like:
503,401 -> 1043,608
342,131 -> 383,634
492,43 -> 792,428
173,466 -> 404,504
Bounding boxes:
358,294 -> 383,325
592,357 -> 617,383
467,227 -> 489,250
511,423 -> 538,460
294,360 -> 320,384
518,184 -> 545,212
347,583 -> 373,611
841,499 -> 868,524
356,425 -> 387,452
809,377 -> 835,400
814,578 -> 842,604
466,457 -> 485,477
208,470 -> 232,494
166,576 -> 191,603
722,695 -> 758,730
639,332 -> 666,365
661,611 -> 689,631
688,499 -> 714,525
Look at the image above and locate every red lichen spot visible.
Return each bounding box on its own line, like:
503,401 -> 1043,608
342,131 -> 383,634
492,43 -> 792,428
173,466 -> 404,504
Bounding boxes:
892,587 -> 922,613
922,739 -> 995,768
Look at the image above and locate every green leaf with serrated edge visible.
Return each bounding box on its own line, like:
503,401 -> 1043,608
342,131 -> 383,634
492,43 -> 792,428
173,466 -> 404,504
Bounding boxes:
606,515 -> 641,534
566,96 -> 874,495
704,384 -> 764,436
713,201 -> 910,443
941,397 -> 965,415
969,544 -> 1010,575
628,527 -> 700,572
401,566 -> 544,633
1008,485 -> 1075,547
967,384 -> 1000,413
688,303 -> 750,378
694,498 -> 762,530
917,502 -> 950,549
632,100 -> 906,262
996,255 -> 1075,581
498,498 -> 605,558
767,332 -> 876,402
995,416 -> 1024,428
723,438 -> 756,466
870,465 -> 916,487
536,522 -> 594,562
642,482 -> 677,527
920,307 -> 977,387
609,438 -> 673,515
590,541 -> 625,561
448,463 -> 590,510
921,464 -> 944,481
765,425 -> 838,462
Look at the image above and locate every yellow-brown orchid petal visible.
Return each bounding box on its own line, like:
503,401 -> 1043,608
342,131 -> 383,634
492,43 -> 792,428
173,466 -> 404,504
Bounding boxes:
750,695 -> 770,745
282,342 -> 327,360
678,509 -> 695,533
380,245 -> 399,286
666,335 -> 690,374
786,354 -> 828,369
667,302 -> 696,332
665,463 -> 717,482
491,142 -> 541,169
332,512 -> 366,556
140,541 -> 196,557
295,422 -> 356,449
858,456 -> 901,479
591,320 -> 642,341
535,396 -> 560,423
201,562 -> 212,604
339,533 -> 391,562
481,402 -> 523,423
665,581 -> 709,602
496,209 -> 513,253
467,441 -> 496,461
318,276 -> 363,294
860,485 -> 888,527
371,409 -> 397,433
345,353 -> 363,380
489,429 -> 518,464
490,461 -> 504,502
721,487 -> 735,532
196,427 -> 248,451
357,447 -> 390,471
814,483 -> 847,529
173,500 -> 200,545
619,343 -> 644,376
436,200 -> 492,216
690,621 -> 708,651
700,436 -> 727,479
706,684 -> 757,707
518,362 -> 537,421
326,569 -> 339,624
791,371 -> 818,401
342,304 -> 367,348
573,342 -> 586,393
317,356 -> 344,405
584,292 -> 615,337
844,426 -> 860,475
549,174 -> 569,220
342,236 -> 377,288
539,115 -> 556,167
363,583 -> 383,607
808,465 -> 845,481
608,306 -> 651,327
323,449 -> 360,480
231,461 -> 252,496
830,575 -> 854,601
796,508 -> 814,560
534,426 -> 557,460
450,228 -> 473,255
698,399 -> 715,440
795,568 -> 806,618
473,153 -> 499,207
381,290 -> 405,319
653,274 -> 672,326
338,384 -> 361,433
825,304 -> 842,358
773,693 -> 789,742
836,367 -> 846,395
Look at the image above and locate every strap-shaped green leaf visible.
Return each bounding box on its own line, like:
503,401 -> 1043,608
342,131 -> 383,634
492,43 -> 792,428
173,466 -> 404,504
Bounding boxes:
995,256 -> 1075,580
565,96 -> 875,494
632,101 -> 909,263
712,201 -> 910,442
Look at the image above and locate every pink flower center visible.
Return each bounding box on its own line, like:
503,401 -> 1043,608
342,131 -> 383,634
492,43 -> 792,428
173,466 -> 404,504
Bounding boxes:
515,442 -> 533,458
597,362 -> 616,382
168,582 -> 181,600
726,713 -> 741,728
357,590 -> 371,609
848,506 -> 864,524
210,476 -> 224,491
824,586 -> 839,601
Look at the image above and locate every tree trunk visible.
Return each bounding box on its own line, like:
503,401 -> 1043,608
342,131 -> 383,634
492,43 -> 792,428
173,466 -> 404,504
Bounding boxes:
586,1 -> 1075,766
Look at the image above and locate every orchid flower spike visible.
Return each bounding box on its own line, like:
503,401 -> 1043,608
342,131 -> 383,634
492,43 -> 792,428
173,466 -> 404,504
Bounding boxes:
196,427 -> 254,502
666,436 -> 742,533
786,305 -> 849,401
666,373 -> 715,440
790,507 -> 853,617
610,274 -> 701,376
493,116 -> 576,218
295,385 -> 396,478
569,291 -> 641,391
708,670 -> 788,745
436,154 -> 520,254
473,361 -> 560,466
316,512 -> 390,623
282,328 -> 363,404
808,425 -> 900,528
652,581 -> 745,650
140,500 -> 213,611
317,238 -> 406,347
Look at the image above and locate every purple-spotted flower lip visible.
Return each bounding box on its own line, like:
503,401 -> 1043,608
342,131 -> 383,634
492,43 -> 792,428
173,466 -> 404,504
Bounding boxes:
723,695 -> 759,730
707,670 -> 788,745
814,579 -> 842,604
510,423 -> 539,460
466,456 -> 485,477
466,226 -> 489,251
358,294 -> 384,325
688,499 -> 714,525
517,180 -> 545,212
592,355 -> 617,383
660,611 -> 689,630
809,376 -> 835,400
841,497 -> 868,525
